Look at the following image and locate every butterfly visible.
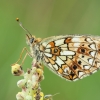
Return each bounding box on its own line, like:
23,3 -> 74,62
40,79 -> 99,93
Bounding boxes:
13,18 -> 100,81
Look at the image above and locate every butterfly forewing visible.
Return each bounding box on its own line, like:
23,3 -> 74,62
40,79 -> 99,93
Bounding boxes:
40,35 -> 100,81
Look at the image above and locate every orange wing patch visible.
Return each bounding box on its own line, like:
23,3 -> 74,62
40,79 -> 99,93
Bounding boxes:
49,41 -> 55,48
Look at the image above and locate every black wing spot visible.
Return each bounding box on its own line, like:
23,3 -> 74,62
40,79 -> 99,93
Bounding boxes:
81,49 -> 85,53
78,61 -> 82,65
82,55 -> 84,58
82,44 -> 84,46
70,71 -> 75,77
73,65 -> 77,70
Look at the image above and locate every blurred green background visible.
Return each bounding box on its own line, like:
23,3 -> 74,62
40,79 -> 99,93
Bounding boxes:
1,0 -> 100,100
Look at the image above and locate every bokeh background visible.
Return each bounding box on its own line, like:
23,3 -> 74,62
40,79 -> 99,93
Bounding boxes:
1,0 -> 100,100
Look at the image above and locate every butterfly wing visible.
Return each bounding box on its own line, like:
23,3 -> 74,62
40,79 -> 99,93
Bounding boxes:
40,35 -> 100,81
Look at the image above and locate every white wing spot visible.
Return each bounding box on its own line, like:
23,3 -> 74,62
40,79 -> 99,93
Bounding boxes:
61,48 -> 68,51
90,51 -> 96,57
55,39 -> 65,46
92,70 -> 97,74
73,78 -> 79,81
78,72 -> 85,78
72,38 -> 80,42
90,44 -> 96,50
48,63 -> 54,70
44,53 -> 52,57
53,64 -> 59,70
74,43 -> 80,47
45,48 -> 51,53
63,67 -> 70,75
46,44 -> 51,48
88,58 -> 93,65
84,65 -> 91,69
86,38 -> 93,43
55,57 -> 64,67
60,51 -> 75,56
59,56 -> 67,60
59,44 -> 68,48
42,42 -> 47,47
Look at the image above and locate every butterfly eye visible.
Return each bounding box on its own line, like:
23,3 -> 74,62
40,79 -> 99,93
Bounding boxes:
30,38 -> 34,43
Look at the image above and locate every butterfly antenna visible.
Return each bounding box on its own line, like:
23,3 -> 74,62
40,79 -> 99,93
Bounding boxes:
16,18 -> 32,37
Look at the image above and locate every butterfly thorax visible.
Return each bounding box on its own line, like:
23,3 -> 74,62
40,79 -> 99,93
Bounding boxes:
26,34 -> 43,62
30,42 -> 43,63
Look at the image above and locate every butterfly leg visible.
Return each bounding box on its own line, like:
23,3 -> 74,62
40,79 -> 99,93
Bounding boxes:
38,62 -> 44,70
11,47 -> 32,76
15,47 -> 32,66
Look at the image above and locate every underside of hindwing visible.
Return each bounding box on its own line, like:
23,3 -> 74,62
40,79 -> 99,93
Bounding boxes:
40,35 -> 100,81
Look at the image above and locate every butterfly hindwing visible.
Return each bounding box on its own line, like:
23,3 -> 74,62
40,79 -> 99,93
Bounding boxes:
40,35 -> 100,81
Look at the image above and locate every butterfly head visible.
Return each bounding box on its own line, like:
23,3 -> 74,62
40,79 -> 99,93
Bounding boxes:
26,33 -> 35,46
26,33 -> 42,46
